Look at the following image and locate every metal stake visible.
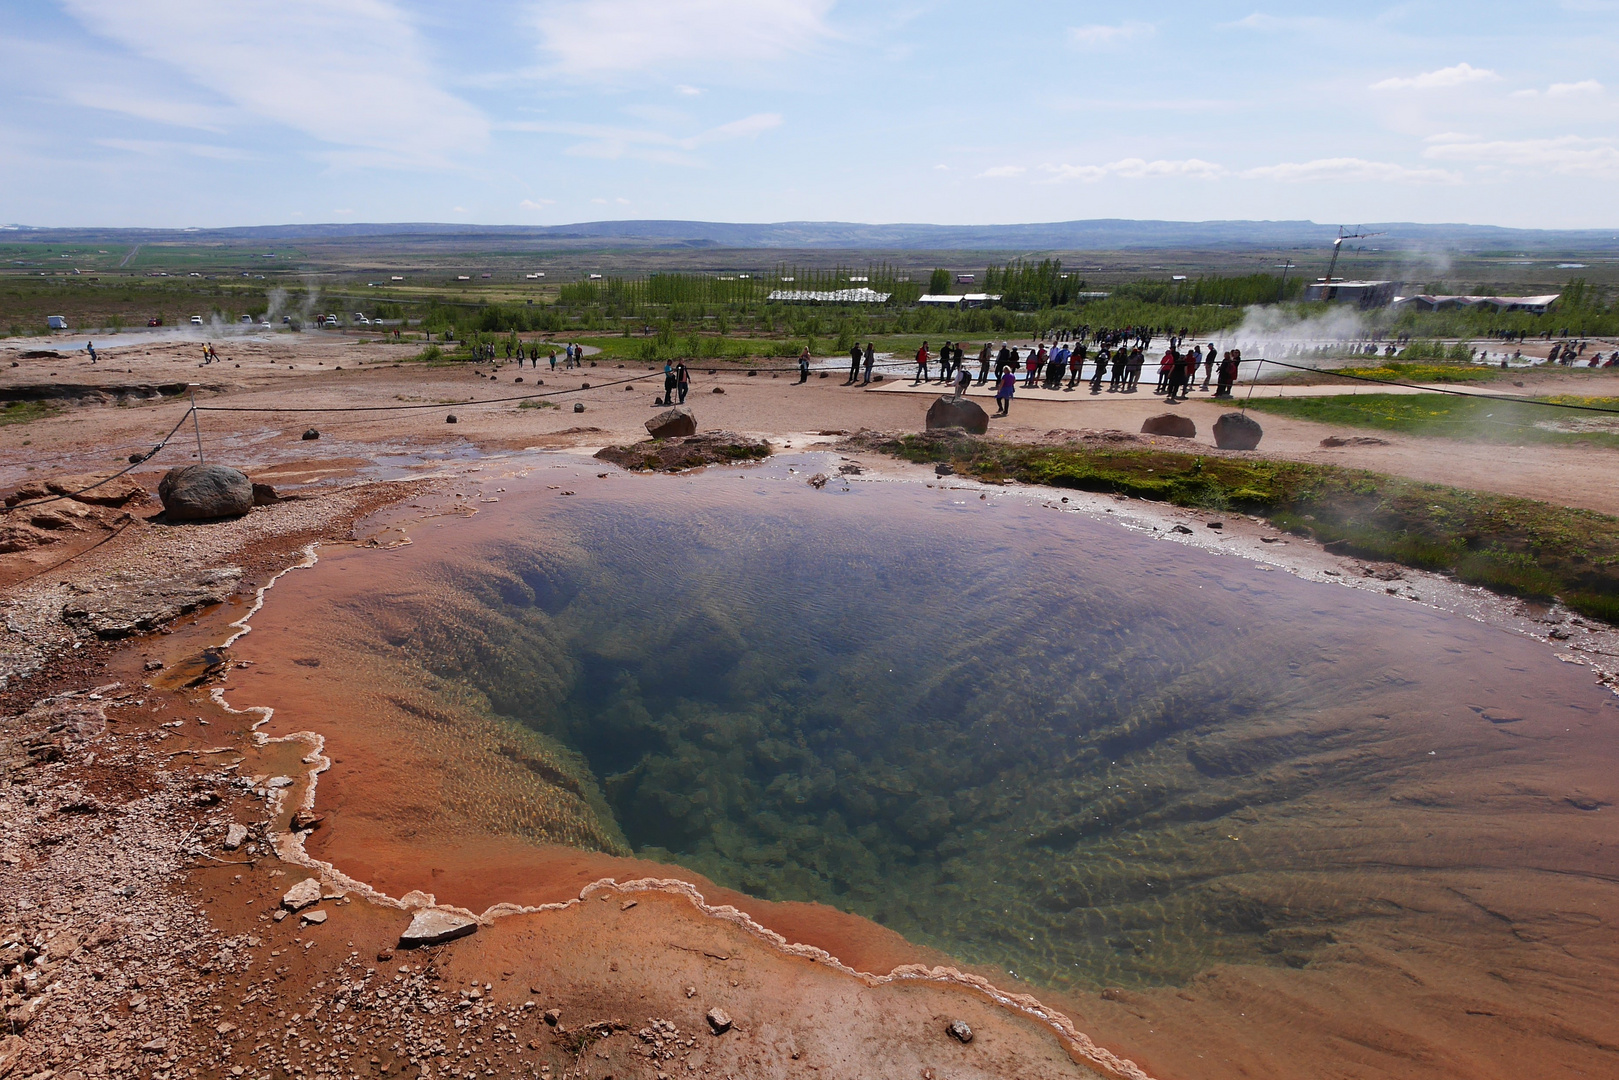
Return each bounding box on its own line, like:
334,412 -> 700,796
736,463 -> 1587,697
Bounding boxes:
189,386 -> 204,464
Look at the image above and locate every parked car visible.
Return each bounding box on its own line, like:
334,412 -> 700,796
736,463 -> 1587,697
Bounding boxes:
190,315 -> 203,325
147,317 -> 163,327
47,315 -> 68,330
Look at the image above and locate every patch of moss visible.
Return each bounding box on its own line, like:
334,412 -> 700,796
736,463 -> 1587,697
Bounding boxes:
861,430 -> 1619,623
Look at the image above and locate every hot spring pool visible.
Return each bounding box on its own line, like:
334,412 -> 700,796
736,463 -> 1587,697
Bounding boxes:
228,453 -> 1619,1035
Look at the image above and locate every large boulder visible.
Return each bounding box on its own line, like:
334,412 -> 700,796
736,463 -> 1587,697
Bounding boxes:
1141,413 -> 1197,439
158,465 -> 254,521
645,406 -> 697,439
1212,411 -> 1263,450
925,396 -> 989,435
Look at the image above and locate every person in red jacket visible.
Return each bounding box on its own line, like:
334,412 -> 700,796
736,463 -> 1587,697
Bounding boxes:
913,341 -> 930,384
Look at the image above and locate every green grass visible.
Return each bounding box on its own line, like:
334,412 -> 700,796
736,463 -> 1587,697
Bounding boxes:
863,431 -> 1619,623
517,399 -> 558,410
0,401 -> 56,426
1244,392 -> 1619,449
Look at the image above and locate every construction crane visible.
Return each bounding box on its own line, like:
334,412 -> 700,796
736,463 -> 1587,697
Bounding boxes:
1322,226 -> 1384,287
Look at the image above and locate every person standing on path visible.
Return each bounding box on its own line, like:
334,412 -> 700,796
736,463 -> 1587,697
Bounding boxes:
1202,343 -> 1216,389
798,347 -> 811,384
913,341 -> 930,384
86,340 -> 97,364
977,342 -> 993,385
847,343 -> 863,385
994,365 -> 1016,416
1090,348 -> 1110,394
675,362 -> 690,404
863,343 -> 875,385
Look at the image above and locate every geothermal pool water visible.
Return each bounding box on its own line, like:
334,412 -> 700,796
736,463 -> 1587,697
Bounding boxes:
229,454 -> 1619,1068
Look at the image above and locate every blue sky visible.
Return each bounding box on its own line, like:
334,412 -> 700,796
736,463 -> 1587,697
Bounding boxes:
3,1 -> 1616,230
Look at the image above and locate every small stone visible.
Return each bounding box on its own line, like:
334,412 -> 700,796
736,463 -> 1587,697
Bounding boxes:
620,899 -> 638,911
1206,521 -> 1223,529
223,823 -> 249,850
684,986 -> 696,998
1140,413 -> 1197,439
266,776 -> 294,788
281,878 -> 322,911
301,909 -> 328,925
946,1019 -> 973,1044
934,463 -> 954,476
544,1009 -> 561,1026
302,429 -> 320,440
705,1008 -> 733,1035
377,948 -> 395,962
446,414 -> 458,424
143,659 -> 165,671
291,809 -> 323,831
712,387 -> 724,394
399,908 -> 478,947
573,402 -> 585,413
1171,524 -> 1194,535
807,473 -> 828,489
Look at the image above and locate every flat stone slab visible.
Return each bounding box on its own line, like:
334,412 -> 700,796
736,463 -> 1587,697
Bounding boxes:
281,878 -> 322,912
399,909 -> 478,948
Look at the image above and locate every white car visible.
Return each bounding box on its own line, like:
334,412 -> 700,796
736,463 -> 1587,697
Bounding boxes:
190,315 -> 203,326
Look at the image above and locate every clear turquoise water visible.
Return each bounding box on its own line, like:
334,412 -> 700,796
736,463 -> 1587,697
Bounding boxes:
353,458 -> 1617,994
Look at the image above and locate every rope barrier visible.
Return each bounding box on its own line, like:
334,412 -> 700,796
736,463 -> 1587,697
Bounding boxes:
0,405 -> 199,515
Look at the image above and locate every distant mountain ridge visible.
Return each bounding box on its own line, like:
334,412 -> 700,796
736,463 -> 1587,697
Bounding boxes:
7,219 -> 1619,252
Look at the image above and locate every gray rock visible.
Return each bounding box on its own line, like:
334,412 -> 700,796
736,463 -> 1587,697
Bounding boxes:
302,428 -> 320,440
158,465 -> 254,521
60,566 -> 241,639
925,396 -> 989,435
281,878 -> 322,912
222,823 -> 249,850
266,776 -> 294,789
706,1007 -> 733,1035
645,406 -> 697,439
947,1019 -> 973,1044
300,909 -> 328,925
1212,411 -> 1263,450
1141,413 -> 1197,439
399,908 -> 478,947
251,482 -> 278,506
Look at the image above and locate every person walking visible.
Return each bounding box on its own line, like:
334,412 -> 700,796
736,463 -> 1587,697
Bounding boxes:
549,349 -> 557,371
847,343 -> 862,385
675,361 -> 690,404
994,365 -> 1016,416
913,341 -> 930,384
663,360 -> 678,404
798,346 -> 811,384
977,342 -> 992,385
862,342 -> 875,385
952,359 -> 972,400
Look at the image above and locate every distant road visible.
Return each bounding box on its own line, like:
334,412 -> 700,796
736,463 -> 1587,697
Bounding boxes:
117,245 -> 140,268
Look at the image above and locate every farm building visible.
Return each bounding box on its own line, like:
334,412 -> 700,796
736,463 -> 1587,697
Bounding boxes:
1303,280 -> 1398,307
1393,293 -> 1561,315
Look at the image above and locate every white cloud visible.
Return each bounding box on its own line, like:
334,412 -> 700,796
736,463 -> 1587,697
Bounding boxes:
1042,158 -> 1225,183
1068,21 -> 1154,48
977,165 -> 1026,179
63,87 -> 233,132
519,198 -> 556,209
1423,134 -> 1619,177
532,0 -> 835,79
58,0 -> 488,165
1371,63 -> 1499,91
504,112 -> 781,165
96,138 -> 256,162
1242,157 -> 1459,184
1549,79 -> 1604,96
